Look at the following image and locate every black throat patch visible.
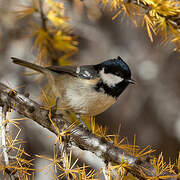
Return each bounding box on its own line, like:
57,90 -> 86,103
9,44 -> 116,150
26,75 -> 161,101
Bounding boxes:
94,80 -> 129,98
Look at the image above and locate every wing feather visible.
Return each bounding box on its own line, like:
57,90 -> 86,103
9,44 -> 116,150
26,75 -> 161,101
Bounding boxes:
46,66 -> 77,76
46,65 -> 99,80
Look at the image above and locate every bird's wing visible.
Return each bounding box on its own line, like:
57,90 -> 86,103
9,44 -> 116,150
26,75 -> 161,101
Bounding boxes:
46,65 -> 77,75
46,65 -> 99,80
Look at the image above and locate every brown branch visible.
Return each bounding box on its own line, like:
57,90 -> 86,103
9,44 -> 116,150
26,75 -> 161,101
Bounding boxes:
39,0 -> 48,31
37,0 -> 63,65
0,82 -> 176,179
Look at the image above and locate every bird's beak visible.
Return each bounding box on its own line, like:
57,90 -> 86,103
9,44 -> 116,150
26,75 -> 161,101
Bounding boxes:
127,78 -> 136,84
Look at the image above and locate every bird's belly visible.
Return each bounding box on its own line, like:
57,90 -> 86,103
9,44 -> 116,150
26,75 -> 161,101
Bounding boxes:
53,75 -> 116,116
64,83 -> 116,116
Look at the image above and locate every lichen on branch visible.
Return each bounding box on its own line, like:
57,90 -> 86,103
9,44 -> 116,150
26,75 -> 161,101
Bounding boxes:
0,82 -> 177,179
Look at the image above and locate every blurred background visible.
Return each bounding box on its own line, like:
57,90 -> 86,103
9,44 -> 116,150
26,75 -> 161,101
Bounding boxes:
0,0 -> 179,178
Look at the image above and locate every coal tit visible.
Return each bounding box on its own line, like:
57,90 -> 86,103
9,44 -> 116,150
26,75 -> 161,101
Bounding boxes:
11,56 -> 134,116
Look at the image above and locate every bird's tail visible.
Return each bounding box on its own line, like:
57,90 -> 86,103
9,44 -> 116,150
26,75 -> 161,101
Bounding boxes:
11,57 -> 45,73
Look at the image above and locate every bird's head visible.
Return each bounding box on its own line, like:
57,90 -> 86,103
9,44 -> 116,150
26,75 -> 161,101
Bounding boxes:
95,56 -> 134,88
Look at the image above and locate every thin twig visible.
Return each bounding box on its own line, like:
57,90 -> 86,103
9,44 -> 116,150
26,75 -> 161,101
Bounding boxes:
39,0 -> 47,31
38,0 -> 60,64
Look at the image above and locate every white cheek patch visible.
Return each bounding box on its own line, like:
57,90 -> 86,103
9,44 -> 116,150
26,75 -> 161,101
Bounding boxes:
100,68 -> 123,87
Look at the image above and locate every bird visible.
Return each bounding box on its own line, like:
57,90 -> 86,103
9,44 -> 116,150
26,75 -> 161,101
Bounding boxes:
11,56 -> 134,122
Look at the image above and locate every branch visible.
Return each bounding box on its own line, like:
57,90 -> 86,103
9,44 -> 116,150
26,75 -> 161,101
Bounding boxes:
0,103 -> 9,166
0,82 -> 175,179
0,91 -> 18,179
128,0 -> 180,29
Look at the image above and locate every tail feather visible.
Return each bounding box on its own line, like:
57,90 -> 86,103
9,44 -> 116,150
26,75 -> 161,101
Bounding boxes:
11,57 -> 45,73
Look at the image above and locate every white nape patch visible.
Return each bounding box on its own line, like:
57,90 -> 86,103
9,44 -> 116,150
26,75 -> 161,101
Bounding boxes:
100,68 -> 123,87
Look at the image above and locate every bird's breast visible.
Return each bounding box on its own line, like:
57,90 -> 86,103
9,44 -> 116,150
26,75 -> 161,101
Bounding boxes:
53,74 -> 116,116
